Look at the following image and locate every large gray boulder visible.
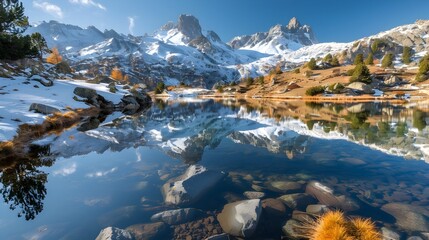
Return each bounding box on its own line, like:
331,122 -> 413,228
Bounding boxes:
347,82 -> 375,94
305,181 -> 360,212
381,203 -> 429,232
73,87 -> 97,99
384,75 -> 403,86
150,208 -> 205,225
29,103 -> 60,115
95,227 -> 133,240
162,165 -> 224,205
217,199 -> 262,238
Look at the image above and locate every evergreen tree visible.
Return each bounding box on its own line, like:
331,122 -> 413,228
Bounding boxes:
353,54 -> 364,65
330,56 -> 340,67
350,63 -> 371,84
308,58 -> 317,70
402,46 -> 412,64
30,32 -> 48,60
381,52 -> 394,68
416,54 -> 429,82
323,54 -> 333,63
0,0 -> 28,34
0,1 -> 44,60
364,52 -> 374,65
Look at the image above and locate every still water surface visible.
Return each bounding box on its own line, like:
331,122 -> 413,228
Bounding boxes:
1,99 -> 429,239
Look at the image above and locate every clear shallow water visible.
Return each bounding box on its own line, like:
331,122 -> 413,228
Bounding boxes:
1,99 -> 429,239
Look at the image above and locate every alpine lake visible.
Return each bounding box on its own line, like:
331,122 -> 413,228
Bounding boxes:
2,98 -> 429,239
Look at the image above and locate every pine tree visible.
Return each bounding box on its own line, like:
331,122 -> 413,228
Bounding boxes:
330,56 -> 340,67
46,47 -> 62,64
0,0 -> 28,34
323,54 -> 333,63
30,32 -> 48,60
416,54 -> 429,82
0,0 -> 41,60
364,52 -> 374,65
402,46 -> 412,64
308,58 -> 317,70
110,67 -> 124,81
381,52 -> 394,68
353,54 -> 364,65
350,63 -> 371,84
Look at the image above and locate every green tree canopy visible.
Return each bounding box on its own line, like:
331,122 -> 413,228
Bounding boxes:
364,52 -> 374,65
353,54 -> 364,65
350,63 -> 371,84
0,1 -> 46,60
330,55 -> 340,67
0,0 -> 28,34
308,58 -> 317,70
381,52 -> 394,68
402,46 -> 412,64
416,54 -> 429,82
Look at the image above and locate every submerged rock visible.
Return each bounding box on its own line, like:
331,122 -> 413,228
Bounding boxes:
306,204 -> 329,215
150,208 -> 206,225
217,199 -> 262,238
381,227 -> 400,240
243,191 -> 265,199
278,193 -> 317,210
162,165 -> 224,205
282,219 -> 305,239
262,198 -> 287,217
126,222 -> 169,240
205,233 -> 230,240
267,181 -> 304,193
381,203 -> 429,232
95,227 -> 133,240
305,181 -> 360,212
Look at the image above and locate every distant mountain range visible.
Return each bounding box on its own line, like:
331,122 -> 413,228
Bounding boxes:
26,15 -> 429,88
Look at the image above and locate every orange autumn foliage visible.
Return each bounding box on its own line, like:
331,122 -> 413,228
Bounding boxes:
110,67 -> 124,81
46,47 -> 62,64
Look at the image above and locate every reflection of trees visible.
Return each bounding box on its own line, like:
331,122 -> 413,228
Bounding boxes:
345,111 -> 369,129
413,110 -> 427,131
0,144 -> 54,220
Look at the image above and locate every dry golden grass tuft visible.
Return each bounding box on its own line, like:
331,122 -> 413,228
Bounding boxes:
348,218 -> 381,240
305,211 -> 381,240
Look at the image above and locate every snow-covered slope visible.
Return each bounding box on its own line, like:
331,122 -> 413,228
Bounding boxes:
0,76 -> 128,141
26,21 -> 115,53
26,17 -> 429,87
229,17 -> 317,55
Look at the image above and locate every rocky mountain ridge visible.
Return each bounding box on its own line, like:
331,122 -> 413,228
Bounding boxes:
26,16 -> 429,88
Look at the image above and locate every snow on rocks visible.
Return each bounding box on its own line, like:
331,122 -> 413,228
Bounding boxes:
0,77 -> 132,141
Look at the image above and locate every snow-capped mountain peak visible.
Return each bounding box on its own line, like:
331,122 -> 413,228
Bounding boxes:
228,17 -> 318,54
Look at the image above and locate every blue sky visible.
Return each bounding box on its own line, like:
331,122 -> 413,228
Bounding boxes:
26,0 -> 429,42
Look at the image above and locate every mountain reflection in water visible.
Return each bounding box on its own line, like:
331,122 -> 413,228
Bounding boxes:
1,99 -> 429,239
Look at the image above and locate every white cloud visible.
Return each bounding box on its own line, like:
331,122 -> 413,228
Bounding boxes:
33,1 -> 64,19
53,163 -> 77,176
86,167 -> 117,178
128,17 -> 135,35
69,0 -> 106,10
